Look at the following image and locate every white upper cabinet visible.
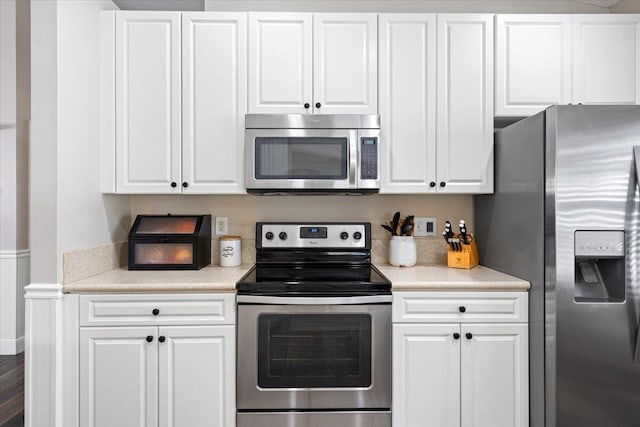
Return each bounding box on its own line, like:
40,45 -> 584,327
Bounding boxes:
379,13 -> 493,194
248,13 -> 312,113
104,11 -> 247,194
437,14 -> 494,194
248,12 -> 377,114
495,15 -> 572,116
313,14 -> 378,114
573,14 -> 640,105
182,12 -> 247,194
379,14 -> 437,193
115,12 -> 182,194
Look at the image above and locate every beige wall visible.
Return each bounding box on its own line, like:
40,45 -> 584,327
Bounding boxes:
0,0 -> 29,252
130,194 -> 474,240
611,0 -> 640,12
30,0 -> 59,283
204,0 -> 608,13
57,0 -> 130,259
31,0 -> 131,283
16,0 -> 29,250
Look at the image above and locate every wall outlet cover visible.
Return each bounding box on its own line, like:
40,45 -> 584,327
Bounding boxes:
414,217 -> 436,236
215,217 -> 228,235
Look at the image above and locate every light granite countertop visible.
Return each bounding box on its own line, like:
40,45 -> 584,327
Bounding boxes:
63,263 -> 529,293
377,264 -> 529,291
63,264 -> 253,293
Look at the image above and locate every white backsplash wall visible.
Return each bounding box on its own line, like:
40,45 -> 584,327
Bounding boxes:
129,194 -> 473,240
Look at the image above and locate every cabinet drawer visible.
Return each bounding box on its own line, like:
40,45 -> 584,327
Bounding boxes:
393,291 -> 528,323
79,293 -> 235,326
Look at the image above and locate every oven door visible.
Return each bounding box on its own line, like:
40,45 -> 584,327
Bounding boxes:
236,297 -> 391,410
244,129 -> 357,191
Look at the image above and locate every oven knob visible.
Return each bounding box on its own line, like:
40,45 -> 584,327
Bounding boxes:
340,232 -> 349,240
353,231 -> 362,240
279,232 -> 288,240
265,231 -> 274,240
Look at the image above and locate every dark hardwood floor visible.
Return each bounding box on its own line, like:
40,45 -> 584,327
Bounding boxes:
0,353 -> 24,427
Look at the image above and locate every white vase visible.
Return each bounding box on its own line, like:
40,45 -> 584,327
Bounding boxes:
388,236 -> 417,267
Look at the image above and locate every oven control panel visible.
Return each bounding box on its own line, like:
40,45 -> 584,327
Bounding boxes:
258,223 -> 368,248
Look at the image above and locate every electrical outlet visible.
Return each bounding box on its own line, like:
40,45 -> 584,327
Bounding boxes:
414,217 -> 436,236
215,217 -> 228,235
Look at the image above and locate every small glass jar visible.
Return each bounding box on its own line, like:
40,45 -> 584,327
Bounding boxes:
388,236 -> 417,267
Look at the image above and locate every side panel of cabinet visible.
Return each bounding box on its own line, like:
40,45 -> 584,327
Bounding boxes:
158,326 -> 235,427
182,13 -> 247,194
495,15 -> 572,116
573,14 -> 640,105
248,12 -> 312,113
313,14 -> 378,114
115,12 -> 181,194
379,14 -> 437,193
80,327 -> 158,427
393,323 -> 460,427
460,323 -> 529,427
437,14 -> 493,194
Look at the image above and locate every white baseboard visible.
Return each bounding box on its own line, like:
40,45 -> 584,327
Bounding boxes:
0,336 -> 25,355
0,250 -> 30,355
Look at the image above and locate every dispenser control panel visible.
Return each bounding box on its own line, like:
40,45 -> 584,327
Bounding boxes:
575,230 -> 625,258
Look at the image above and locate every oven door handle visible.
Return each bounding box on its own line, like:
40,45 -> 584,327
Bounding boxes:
236,295 -> 392,305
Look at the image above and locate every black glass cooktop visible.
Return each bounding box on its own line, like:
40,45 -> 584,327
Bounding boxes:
236,264 -> 391,296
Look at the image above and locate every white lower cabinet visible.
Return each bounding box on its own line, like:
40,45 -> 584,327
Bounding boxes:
80,327 -> 159,427
393,292 -> 529,427
79,294 -> 235,427
158,326 -> 234,427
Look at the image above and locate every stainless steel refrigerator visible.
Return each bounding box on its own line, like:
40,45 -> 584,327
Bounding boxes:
475,105 -> 640,427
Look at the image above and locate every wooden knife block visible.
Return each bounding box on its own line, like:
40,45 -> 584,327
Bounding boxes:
447,239 -> 479,269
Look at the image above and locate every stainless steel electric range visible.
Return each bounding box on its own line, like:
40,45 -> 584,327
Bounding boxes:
236,222 -> 392,427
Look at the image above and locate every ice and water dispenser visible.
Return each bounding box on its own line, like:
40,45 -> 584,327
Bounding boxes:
574,231 -> 626,303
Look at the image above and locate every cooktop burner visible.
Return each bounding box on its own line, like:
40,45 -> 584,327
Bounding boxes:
236,222 -> 391,297
236,264 -> 391,296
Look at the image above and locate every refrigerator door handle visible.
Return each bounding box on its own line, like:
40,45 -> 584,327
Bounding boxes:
633,147 -> 640,186
634,327 -> 640,364
633,146 -> 640,364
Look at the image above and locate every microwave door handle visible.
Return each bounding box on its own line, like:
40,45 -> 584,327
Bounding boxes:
350,130 -> 358,189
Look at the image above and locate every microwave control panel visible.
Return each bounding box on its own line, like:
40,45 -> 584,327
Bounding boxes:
360,137 -> 378,180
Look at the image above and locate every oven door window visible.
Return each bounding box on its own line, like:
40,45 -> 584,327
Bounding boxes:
257,313 -> 371,388
254,137 -> 348,180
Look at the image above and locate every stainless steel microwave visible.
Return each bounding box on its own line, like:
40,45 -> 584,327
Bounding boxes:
245,114 -> 381,194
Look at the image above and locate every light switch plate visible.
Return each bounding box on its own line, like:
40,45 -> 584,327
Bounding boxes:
215,217 -> 228,235
414,217 -> 436,236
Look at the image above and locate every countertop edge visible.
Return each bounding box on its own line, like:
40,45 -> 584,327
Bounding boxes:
62,264 -> 530,294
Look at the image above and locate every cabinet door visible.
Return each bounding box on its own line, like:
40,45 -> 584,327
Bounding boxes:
80,327 -> 158,427
158,326 -> 235,427
495,15 -> 572,116
461,323 -> 529,427
313,14 -> 377,114
248,12 -> 312,113
115,12 -> 181,194
393,324 -> 460,427
379,14 -> 437,193
437,15 -> 493,194
573,15 -> 640,105
182,13 -> 247,194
